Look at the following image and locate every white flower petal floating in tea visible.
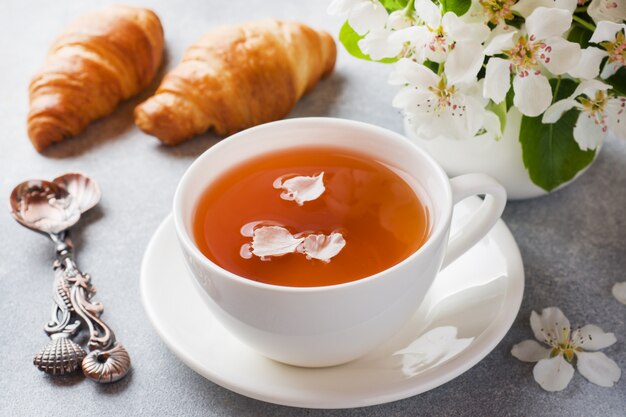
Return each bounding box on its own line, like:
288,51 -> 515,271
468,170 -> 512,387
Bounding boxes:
251,226 -> 304,258
244,224 -> 346,262
301,233 -> 346,263
274,172 -> 325,205
240,220 -> 283,237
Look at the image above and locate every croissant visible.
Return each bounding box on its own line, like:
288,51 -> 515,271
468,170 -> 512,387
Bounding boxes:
134,20 -> 336,145
28,5 -> 164,151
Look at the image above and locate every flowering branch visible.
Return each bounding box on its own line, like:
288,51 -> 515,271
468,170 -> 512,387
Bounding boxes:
329,0 -> 626,191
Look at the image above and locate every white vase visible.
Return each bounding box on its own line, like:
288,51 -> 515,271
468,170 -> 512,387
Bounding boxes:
403,108 -> 593,200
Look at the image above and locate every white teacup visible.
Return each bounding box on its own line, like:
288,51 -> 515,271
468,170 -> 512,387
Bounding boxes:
173,118 -> 506,367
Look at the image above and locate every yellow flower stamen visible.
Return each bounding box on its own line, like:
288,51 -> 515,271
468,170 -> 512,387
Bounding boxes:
579,90 -> 610,133
479,0 -> 517,25
600,30 -> 626,66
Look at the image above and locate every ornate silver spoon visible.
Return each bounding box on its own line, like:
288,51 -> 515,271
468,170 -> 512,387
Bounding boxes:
9,173 -> 130,383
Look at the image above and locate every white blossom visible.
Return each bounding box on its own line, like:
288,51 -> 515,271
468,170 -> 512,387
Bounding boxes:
327,0 -> 388,35
358,27 -> 414,60
588,0 -> 626,24
483,7 -> 581,116
356,5 -> 419,60
568,47 -> 608,79
543,79 -> 626,150
511,0 -> 577,17
512,307 -> 621,391
403,0 -> 490,84
589,21 -> 626,79
390,59 -> 496,140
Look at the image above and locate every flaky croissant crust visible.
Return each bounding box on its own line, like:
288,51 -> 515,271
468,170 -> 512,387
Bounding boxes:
134,19 -> 336,145
28,5 -> 164,151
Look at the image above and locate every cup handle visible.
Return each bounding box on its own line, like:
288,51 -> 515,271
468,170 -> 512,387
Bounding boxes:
441,173 -> 507,269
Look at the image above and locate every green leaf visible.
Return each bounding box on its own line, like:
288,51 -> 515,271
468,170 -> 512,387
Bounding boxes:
423,59 -> 440,73
338,21 -> 398,63
486,100 -> 507,134
605,66 -> 626,97
338,21 -> 372,61
567,24 -> 591,48
380,0 -> 409,12
505,81 -> 515,110
519,78 -> 596,192
439,0 -> 471,16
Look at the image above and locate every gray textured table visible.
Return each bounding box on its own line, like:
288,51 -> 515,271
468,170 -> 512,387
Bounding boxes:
1,1 -> 625,416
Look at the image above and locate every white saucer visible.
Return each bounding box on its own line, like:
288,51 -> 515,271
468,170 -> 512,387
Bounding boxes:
140,198 -> 524,409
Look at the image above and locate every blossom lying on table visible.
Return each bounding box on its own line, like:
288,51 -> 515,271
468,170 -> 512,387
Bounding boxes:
511,307 -> 621,391
613,281 -> 626,305
329,0 -> 626,192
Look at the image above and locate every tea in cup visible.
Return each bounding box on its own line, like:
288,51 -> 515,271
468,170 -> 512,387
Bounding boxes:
173,117 -> 506,367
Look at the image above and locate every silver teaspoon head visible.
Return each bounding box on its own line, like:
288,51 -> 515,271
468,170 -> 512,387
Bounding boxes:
53,173 -> 101,214
9,179 -> 80,234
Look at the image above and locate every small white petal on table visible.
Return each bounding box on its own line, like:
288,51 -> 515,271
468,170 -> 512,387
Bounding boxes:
612,281 -> 626,305
577,351 -> 622,387
511,340 -> 551,362
533,355 -> 575,391
574,325 -> 617,351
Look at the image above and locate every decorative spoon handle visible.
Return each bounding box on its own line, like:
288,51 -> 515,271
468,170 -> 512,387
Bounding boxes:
51,233 -> 130,382
33,247 -> 86,375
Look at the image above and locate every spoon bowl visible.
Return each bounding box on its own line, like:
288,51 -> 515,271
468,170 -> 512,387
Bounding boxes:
53,173 -> 101,214
9,179 -> 80,235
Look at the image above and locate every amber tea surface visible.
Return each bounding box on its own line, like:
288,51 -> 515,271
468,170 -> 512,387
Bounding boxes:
193,146 -> 430,287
